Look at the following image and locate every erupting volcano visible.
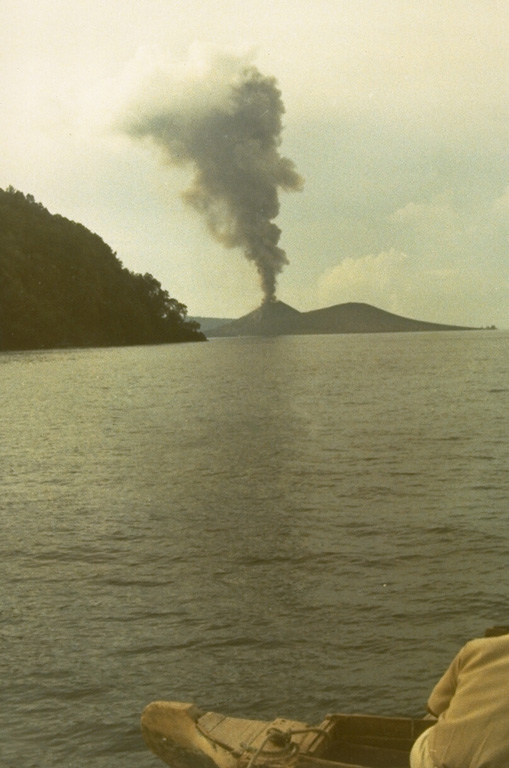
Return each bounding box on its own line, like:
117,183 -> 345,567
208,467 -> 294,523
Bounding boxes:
118,46 -> 303,304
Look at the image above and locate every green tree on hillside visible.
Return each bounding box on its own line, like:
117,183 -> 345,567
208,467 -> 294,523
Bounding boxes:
0,187 -> 206,350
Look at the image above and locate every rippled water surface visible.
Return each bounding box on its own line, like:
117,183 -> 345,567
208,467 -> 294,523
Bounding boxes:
1,331 -> 508,767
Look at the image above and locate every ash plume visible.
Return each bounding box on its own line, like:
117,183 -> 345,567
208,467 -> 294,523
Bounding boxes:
118,47 -> 303,303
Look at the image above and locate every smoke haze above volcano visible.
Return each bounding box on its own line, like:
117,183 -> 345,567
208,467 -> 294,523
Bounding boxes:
117,47 -> 303,303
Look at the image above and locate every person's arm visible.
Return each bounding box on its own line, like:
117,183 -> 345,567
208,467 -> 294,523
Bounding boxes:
427,646 -> 465,716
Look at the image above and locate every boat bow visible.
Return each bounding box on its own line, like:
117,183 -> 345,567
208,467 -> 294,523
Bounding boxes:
141,702 -> 333,768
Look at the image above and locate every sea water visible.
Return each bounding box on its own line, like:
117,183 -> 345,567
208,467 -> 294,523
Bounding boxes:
1,331 -> 508,767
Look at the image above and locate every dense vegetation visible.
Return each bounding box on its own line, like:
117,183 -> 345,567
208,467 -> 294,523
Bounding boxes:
0,186 -> 206,351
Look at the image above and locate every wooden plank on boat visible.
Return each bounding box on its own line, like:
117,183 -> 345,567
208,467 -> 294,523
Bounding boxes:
326,715 -> 433,754
301,717 -> 337,755
298,756 -> 367,768
201,713 -> 271,754
331,714 -> 411,738
315,741 -> 410,768
199,712 -> 228,733
485,626 -> 509,637
334,736 -> 414,752
331,714 -> 430,739
299,749 -> 410,768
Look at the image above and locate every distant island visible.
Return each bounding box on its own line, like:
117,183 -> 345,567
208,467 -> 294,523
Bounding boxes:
0,187 -> 206,351
206,299 -> 484,337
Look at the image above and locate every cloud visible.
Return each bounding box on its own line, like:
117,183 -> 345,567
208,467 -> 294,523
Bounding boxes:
392,200 -> 459,227
318,250 -> 411,309
317,247 -> 507,328
493,186 -> 509,218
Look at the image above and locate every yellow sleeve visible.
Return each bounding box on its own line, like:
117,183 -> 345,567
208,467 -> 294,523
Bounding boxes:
427,646 -> 464,716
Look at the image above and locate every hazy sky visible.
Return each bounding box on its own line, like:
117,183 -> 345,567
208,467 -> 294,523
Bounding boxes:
2,0 -> 508,326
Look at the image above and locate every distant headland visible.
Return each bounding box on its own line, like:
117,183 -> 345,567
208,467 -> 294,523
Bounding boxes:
0,187 -> 206,351
203,299 -> 487,337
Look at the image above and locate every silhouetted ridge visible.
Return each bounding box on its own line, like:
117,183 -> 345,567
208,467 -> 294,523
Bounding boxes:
209,300 -> 478,337
0,187 -> 206,351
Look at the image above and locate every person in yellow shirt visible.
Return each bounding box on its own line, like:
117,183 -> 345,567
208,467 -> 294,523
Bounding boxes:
410,633 -> 509,768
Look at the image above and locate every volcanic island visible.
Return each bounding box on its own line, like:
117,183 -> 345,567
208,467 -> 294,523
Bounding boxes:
202,300 -> 482,337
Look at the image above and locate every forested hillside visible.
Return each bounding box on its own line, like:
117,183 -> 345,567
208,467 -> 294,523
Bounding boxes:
0,187 -> 205,350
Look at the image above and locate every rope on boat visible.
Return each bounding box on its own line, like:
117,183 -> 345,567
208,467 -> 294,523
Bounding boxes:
244,729 -> 299,768
195,720 -> 331,766
242,726 -> 331,768
195,723 -> 242,755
